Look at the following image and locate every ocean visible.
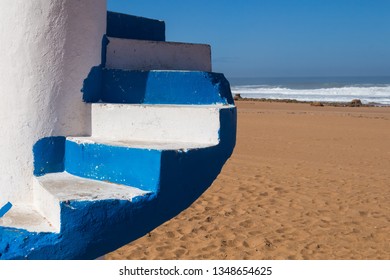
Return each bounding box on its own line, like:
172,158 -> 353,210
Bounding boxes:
229,76 -> 390,105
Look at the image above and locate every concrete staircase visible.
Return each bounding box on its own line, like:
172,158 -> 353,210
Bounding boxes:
0,11 -> 236,259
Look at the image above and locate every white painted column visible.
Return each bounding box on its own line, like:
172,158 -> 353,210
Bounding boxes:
0,0 -> 106,206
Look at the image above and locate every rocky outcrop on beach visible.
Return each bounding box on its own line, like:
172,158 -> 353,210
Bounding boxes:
234,94 -> 242,101
310,102 -> 324,107
349,99 -> 363,107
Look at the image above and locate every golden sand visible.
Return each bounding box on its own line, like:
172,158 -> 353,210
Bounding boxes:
107,101 -> 390,260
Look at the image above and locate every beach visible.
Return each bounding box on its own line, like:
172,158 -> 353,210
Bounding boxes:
107,100 -> 390,260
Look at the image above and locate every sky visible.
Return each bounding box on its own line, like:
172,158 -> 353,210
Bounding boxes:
107,0 -> 390,78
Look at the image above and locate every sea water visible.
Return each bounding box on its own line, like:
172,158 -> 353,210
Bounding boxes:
230,76 -> 390,105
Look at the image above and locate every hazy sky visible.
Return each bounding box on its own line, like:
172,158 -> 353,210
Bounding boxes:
107,0 -> 390,78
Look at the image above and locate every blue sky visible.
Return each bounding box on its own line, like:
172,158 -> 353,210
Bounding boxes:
108,0 -> 390,78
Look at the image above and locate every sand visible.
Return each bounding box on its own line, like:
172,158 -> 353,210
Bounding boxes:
107,101 -> 390,260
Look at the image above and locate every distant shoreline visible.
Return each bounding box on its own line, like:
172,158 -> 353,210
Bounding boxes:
233,96 -> 390,107
230,76 -> 390,106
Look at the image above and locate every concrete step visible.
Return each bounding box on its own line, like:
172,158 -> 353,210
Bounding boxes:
105,37 -> 211,71
65,104 -> 236,193
1,104 -> 236,258
107,11 -> 165,41
0,172 -> 148,234
91,103 -> 225,144
68,137 -> 214,150
32,172 -> 149,232
64,136 -> 218,193
0,204 -> 54,233
65,137 -> 162,193
83,69 -> 234,105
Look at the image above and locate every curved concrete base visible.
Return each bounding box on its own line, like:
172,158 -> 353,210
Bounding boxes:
0,8 -> 236,259
0,107 -> 236,259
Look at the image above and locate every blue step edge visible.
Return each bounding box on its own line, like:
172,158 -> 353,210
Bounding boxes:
65,139 -> 162,193
107,11 -> 165,42
82,67 -> 234,105
0,202 -> 12,218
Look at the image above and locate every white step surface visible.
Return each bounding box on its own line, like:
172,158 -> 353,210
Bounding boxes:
67,137 -> 215,151
0,204 -> 54,233
91,103 -> 224,145
106,37 -> 211,71
33,172 -> 149,232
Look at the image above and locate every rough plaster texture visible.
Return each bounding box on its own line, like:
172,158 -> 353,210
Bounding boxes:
106,37 -> 211,71
0,0 -> 106,205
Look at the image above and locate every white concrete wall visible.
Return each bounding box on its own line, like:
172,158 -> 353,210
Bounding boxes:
0,0 -> 106,206
106,37 -> 212,71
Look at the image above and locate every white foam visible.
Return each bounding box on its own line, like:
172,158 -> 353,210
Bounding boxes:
232,86 -> 390,105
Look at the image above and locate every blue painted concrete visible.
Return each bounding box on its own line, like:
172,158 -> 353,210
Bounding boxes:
65,140 -> 161,192
107,11 -> 165,41
101,35 -> 110,68
1,9 -> 237,259
0,202 -> 12,218
158,108 -> 236,210
82,66 -> 103,103
82,69 -> 234,105
0,107 -> 236,259
33,137 -> 66,176
0,197 -> 156,260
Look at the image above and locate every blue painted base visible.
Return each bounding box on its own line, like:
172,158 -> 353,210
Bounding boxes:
0,107 -> 236,259
0,9 -> 236,259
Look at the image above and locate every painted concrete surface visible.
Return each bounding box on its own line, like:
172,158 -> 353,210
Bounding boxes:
65,138 -> 162,193
37,172 -> 148,202
1,197 -> 157,259
1,172 -> 150,234
92,104 -> 222,144
34,172 -> 149,232
107,11 -> 165,41
33,137 -> 66,176
0,106 -> 236,260
0,5 -> 236,259
0,204 -> 54,233
66,105 -> 236,193
67,138 -> 214,150
106,37 -> 211,71
83,69 -> 234,105
0,0 -> 106,206
0,202 -> 12,218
